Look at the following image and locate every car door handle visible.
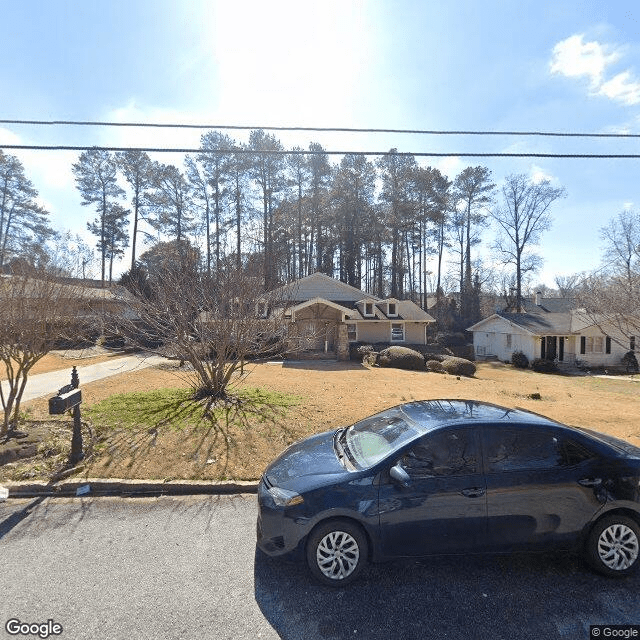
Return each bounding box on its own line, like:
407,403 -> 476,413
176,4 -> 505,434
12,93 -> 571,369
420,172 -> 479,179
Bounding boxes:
461,487 -> 485,498
578,477 -> 602,487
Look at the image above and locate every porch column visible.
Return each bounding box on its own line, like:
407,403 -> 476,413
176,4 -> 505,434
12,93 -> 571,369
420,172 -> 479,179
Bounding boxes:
336,323 -> 350,361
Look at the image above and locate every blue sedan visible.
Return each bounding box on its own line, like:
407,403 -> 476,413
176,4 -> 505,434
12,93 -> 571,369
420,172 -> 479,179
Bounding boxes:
257,400 -> 640,586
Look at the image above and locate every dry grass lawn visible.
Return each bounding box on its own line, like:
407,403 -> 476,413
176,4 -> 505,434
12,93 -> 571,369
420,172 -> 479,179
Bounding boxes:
5,357 -> 639,483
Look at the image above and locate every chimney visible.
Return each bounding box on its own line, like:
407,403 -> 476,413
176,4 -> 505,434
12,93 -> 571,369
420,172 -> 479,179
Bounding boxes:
535,291 -> 542,306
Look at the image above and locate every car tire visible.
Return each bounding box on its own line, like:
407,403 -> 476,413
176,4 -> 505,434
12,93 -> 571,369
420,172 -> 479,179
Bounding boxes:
586,514 -> 640,577
306,519 -> 368,586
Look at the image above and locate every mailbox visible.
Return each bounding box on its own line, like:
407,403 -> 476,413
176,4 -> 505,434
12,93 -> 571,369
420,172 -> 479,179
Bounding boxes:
49,388 -> 82,415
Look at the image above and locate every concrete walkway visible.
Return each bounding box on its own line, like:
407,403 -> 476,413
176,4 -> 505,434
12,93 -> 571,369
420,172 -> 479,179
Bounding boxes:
1,353 -> 169,403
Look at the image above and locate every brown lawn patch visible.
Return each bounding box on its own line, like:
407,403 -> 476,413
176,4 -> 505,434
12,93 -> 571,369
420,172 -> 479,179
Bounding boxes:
3,360 -> 639,483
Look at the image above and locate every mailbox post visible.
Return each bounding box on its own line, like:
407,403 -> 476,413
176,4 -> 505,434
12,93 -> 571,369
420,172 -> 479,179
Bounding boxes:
49,366 -> 83,465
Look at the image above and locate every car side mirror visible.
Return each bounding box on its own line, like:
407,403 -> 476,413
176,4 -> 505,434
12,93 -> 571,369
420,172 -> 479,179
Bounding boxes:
390,464 -> 410,488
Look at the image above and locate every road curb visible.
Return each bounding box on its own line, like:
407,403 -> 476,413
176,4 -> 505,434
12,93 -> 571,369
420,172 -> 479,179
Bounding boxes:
1,478 -> 259,498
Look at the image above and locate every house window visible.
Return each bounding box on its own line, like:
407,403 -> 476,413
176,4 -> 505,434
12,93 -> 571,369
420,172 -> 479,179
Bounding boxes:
347,324 -> 357,342
388,302 -> 397,317
606,336 -> 611,354
631,336 -> 636,352
256,301 -> 267,318
364,302 -> 374,317
582,336 -> 604,354
505,334 -> 512,349
391,323 -> 405,342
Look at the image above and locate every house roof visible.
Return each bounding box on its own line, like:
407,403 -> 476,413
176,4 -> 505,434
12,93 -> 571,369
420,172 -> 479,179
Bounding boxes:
269,272 -> 382,304
504,296 -> 576,314
267,274 -> 435,323
468,312 -> 573,335
347,299 -> 435,322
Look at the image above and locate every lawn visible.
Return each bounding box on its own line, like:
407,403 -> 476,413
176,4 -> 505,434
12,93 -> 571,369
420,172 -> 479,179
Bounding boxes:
3,359 -> 639,482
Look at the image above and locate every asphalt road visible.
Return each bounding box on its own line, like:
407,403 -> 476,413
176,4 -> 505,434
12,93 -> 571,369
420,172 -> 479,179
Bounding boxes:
1,495 -> 639,640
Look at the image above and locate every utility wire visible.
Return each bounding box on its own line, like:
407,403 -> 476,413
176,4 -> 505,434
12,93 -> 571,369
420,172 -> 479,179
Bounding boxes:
1,118 -> 639,138
1,144 -> 640,158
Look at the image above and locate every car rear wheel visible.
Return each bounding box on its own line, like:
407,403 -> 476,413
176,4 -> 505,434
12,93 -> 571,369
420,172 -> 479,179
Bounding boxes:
586,515 -> 640,577
306,519 -> 368,586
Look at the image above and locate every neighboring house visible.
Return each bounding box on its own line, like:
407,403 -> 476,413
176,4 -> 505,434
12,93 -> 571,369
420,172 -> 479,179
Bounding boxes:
468,293 -> 637,368
0,273 -> 136,322
264,273 -> 435,360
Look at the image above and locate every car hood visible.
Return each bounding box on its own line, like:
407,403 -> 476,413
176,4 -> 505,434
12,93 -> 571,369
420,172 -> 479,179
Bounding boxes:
264,430 -> 348,489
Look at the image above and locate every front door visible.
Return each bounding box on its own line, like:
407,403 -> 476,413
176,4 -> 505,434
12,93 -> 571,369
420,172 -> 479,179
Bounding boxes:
378,426 -> 487,556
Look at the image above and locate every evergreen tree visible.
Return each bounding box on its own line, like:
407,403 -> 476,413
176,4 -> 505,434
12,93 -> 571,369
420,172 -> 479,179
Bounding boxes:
73,148 -> 124,286
0,151 -> 53,269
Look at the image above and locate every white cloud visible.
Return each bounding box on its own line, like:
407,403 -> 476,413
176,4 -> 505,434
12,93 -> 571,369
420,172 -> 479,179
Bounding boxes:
529,164 -> 555,184
598,71 -> 640,105
550,34 -> 640,107
550,35 -> 619,86
434,156 -> 463,179
0,126 -> 76,193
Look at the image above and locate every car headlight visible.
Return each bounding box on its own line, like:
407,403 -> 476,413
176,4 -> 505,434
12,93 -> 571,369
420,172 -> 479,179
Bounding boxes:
268,486 -> 304,507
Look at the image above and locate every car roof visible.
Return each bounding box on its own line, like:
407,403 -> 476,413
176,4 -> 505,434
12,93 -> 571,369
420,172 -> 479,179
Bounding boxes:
399,399 -> 563,432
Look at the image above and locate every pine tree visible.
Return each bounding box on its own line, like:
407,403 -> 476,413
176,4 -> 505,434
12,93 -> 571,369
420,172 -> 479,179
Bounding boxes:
73,148 -> 124,286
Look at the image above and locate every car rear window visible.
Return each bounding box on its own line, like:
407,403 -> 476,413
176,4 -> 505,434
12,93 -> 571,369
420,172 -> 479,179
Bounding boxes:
577,429 -> 640,458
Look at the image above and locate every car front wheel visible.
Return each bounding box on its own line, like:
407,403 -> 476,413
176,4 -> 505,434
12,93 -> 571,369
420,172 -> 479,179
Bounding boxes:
306,519 -> 368,586
586,514 -> 640,577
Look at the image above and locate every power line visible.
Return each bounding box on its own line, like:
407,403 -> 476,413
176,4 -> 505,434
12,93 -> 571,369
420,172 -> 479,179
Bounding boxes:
1,144 -> 640,159
1,118 -> 640,138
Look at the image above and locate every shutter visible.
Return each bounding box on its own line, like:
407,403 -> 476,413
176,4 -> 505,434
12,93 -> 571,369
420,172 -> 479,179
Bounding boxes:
606,336 -> 611,354
580,336 -> 586,354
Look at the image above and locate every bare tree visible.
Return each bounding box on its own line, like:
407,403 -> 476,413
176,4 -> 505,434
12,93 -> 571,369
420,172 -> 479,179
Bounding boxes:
0,266 -> 91,436
578,271 -> 640,352
491,174 -> 566,312
113,263 -> 294,407
599,210 -> 640,282
577,210 -> 640,352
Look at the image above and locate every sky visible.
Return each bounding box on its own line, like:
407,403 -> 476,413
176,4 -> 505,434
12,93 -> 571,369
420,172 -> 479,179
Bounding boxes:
2,0 -> 640,289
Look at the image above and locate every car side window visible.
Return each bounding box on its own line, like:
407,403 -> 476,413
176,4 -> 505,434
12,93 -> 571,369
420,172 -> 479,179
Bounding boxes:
484,426 -> 589,472
401,428 -> 479,477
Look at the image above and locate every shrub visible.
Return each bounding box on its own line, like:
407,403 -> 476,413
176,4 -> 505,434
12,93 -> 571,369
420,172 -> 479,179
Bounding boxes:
511,351 -> 529,369
440,357 -> 476,377
531,358 -> 558,373
622,351 -> 639,373
435,332 -> 469,348
378,346 -> 425,371
426,359 -> 445,373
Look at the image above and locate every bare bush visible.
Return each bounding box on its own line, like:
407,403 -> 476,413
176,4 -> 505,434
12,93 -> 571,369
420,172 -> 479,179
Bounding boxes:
113,262 -> 295,408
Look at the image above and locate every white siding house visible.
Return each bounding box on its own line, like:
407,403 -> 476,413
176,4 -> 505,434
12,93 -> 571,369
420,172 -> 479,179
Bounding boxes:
469,310 -> 636,369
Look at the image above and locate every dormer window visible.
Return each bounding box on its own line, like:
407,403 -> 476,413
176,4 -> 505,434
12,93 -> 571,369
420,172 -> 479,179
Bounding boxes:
256,301 -> 268,318
364,301 -> 374,317
387,302 -> 397,317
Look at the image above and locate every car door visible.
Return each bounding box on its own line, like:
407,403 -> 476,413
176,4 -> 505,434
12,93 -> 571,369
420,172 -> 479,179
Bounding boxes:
377,426 -> 487,557
481,423 -> 606,552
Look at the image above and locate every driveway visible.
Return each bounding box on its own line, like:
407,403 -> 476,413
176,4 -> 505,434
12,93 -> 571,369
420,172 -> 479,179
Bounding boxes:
0,353 -> 168,403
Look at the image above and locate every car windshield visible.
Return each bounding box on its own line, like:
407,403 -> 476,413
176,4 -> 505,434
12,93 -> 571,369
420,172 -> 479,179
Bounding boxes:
345,406 -> 419,469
